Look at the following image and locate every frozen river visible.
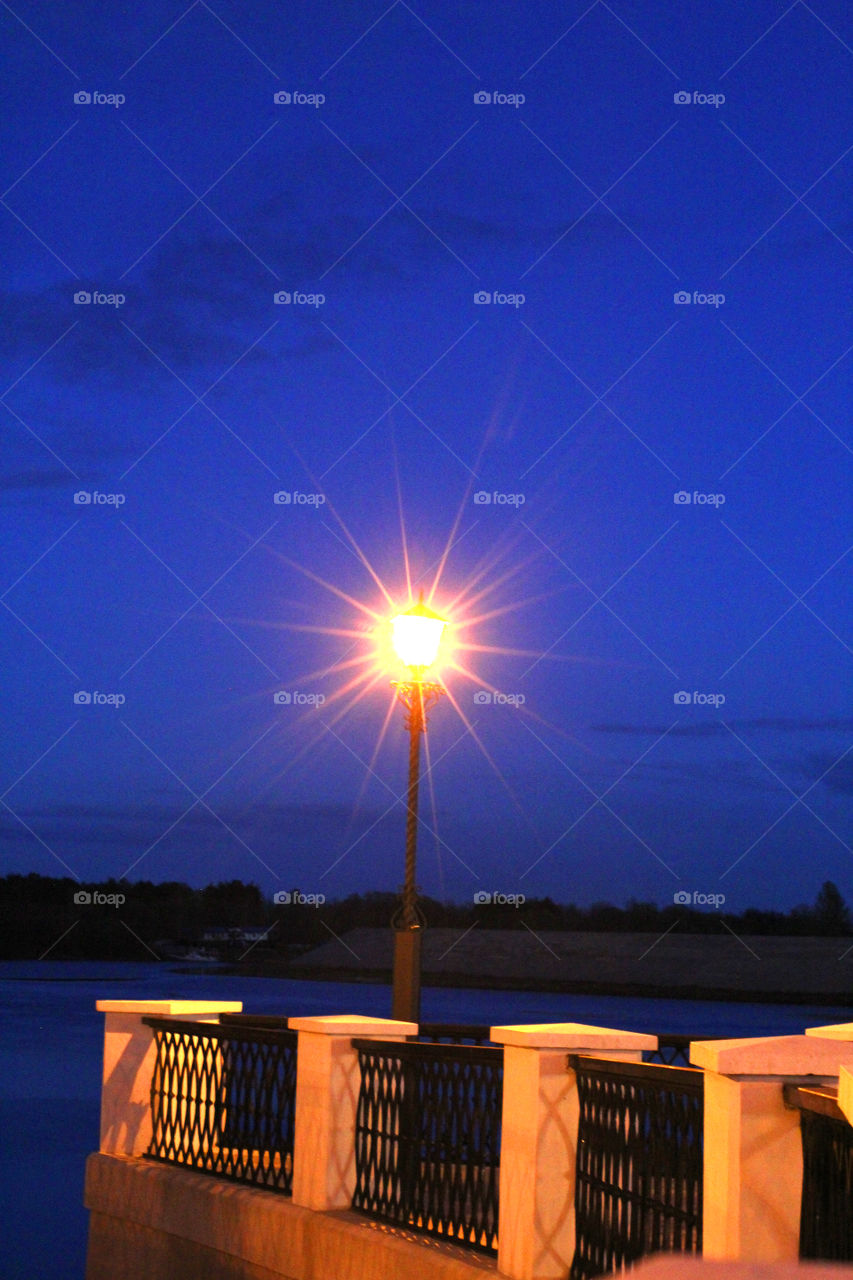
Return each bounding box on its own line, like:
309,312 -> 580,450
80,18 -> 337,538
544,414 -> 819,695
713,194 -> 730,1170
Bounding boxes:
2,960 -> 849,1279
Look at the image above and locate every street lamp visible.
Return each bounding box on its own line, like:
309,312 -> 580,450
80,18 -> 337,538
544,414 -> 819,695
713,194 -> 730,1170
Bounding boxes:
389,592 -> 447,1022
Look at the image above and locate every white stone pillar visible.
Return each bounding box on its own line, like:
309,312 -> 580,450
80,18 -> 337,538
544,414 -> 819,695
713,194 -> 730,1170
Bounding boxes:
839,1065 -> 853,1125
691,1034 -> 853,1262
95,998 -> 242,1157
288,1013 -> 417,1211
805,1024 -> 853,1128
490,1022 -> 656,1280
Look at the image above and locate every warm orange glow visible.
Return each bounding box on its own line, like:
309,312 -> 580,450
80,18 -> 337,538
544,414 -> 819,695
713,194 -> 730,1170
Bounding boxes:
390,596 -> 447,673
261,474 -> 576,848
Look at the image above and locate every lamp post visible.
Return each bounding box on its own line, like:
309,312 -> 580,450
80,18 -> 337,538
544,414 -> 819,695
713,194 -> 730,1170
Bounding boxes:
389,593 -> 447,1023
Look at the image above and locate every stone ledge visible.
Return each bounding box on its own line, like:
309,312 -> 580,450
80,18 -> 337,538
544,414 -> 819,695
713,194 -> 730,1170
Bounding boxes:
84,1153 -> 495,1280
96,999 -> 243,1015
491,1022 -> 656,1050
805,1022 -> 853,1041
690,1035 -> 853,1076
287,1014 -> 417,1036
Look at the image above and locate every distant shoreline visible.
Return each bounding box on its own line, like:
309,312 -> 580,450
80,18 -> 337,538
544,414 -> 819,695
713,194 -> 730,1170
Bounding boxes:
237,927 -> 853,1008
3,927 -> 852,1009
226,961 -> 853,1006
1,961 -> 850,1006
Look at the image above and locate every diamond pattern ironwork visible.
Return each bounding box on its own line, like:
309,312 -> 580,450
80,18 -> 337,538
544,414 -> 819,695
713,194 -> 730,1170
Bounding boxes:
352,1037 -> 502,1254
785,1085 -> 853,1262
569,1054 -> 704,1279
143,1016 -> 297,1195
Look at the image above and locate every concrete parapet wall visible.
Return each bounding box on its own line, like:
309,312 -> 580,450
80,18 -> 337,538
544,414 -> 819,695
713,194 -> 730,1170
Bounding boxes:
86,1007 -> 853,1278
85,1153 -> 496,1280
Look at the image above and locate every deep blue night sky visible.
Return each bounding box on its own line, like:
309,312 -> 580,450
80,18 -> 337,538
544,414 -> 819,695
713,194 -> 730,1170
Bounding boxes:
1,0 -> 850,919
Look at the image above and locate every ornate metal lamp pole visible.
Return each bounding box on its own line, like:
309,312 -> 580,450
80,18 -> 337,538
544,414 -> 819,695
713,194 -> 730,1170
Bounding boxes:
389,594 -> 447,1023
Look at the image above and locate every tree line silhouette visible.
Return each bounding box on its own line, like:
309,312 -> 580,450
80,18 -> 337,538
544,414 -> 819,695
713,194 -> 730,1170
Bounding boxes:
0,873 -> 849,961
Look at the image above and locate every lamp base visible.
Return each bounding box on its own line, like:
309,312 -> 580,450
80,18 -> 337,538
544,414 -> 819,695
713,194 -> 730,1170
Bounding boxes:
391,927 -> 422,1023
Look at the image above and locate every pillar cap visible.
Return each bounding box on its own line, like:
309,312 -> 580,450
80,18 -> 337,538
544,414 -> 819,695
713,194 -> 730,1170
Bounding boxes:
805,1021 -> 853,1040
691,1033 -> 853,1075
490,1022 -> 657,1050
288,1014 -> 418,1036
96,999 -> 242,1014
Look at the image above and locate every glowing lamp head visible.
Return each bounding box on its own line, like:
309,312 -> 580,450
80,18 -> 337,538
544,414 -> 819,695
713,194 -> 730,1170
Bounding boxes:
390,596 -> 447,674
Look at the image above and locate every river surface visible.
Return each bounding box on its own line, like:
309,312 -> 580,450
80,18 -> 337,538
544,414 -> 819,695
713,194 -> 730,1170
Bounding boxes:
2,959 -> 850,1279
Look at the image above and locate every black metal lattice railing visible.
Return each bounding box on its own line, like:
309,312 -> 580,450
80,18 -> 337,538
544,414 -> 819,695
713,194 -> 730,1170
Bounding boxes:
412,1023 -> 495,1046
568,1054 -> 704,1280
352,1037 -> 502,1253
143,1015 -> 297,1194
784,1084 -> 853,1261
644,1035 -> 694,1066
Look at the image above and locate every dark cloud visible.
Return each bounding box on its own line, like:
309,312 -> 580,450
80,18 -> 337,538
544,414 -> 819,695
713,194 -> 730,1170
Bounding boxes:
746,719 -> 853,733
591,719 -> 853,737
0,468 -> 80,491
589,722 -> 727,737
2,799 -> 377,851
807,753 -> 853,796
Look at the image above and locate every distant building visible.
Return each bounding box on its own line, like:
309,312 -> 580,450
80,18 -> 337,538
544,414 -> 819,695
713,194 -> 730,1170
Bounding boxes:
201,925 -> 270,946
